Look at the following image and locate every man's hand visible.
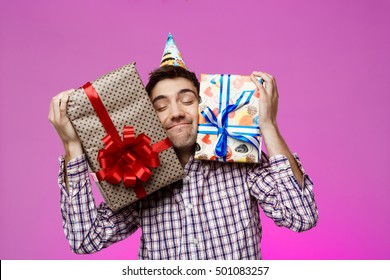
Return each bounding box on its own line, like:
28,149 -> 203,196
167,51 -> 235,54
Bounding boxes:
250,71 -> 279,129
48,89 -> 83,160
250,71 -> 304,188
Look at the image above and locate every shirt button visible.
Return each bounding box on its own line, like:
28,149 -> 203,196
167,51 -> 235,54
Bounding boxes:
157,207 -> 162,213
186,203 -> 193,210
192,238 -> 198,245
220,191 -> 227,197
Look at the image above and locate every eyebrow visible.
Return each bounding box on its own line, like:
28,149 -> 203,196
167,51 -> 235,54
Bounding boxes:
151,88 -> 198,104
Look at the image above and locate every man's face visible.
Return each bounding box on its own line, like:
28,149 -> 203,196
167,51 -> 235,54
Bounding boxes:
150,77 -> 199,153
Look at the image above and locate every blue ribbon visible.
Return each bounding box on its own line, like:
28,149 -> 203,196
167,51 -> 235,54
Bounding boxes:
200,74 -> 261,160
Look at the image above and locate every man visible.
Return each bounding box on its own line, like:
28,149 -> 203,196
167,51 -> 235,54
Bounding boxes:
48,65 -> 318,259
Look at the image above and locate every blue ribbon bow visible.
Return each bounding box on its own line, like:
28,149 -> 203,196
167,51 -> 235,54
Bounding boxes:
199,74 -> 261,159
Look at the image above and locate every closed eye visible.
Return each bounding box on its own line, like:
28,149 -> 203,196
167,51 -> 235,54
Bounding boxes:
155,105 -> 167,112
182,100 -> 194,105
181,94 -> 196,105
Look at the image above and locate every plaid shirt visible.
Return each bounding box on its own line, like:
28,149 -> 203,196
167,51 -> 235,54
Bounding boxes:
58,152 -> 318,260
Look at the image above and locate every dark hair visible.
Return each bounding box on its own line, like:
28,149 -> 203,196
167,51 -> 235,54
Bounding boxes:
145,65 -> 200,96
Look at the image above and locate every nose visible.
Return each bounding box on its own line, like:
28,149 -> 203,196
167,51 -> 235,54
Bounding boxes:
169,103 -> 185,120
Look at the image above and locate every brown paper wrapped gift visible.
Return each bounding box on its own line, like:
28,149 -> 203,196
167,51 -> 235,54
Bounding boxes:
67,62 -> 184,211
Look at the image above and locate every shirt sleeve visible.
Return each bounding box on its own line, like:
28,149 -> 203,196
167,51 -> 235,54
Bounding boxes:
57,154 -> 140,254
247,152 -> 318,232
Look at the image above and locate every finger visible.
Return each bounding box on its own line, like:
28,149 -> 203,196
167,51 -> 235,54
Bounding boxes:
258,72 -> 278,96
50,95 -> 61,122
251,71 -> 271,90
52,89 -> 73,122
252,71 -> 275,86
250,74 -> 266,96
53,98 -> 60,123
59,90 -> 73,116
252,71 -> 274,81
263,72 -> 277,89
252,71 -> 276,93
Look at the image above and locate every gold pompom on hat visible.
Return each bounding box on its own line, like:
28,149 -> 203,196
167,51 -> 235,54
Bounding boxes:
160,33 -> 187,69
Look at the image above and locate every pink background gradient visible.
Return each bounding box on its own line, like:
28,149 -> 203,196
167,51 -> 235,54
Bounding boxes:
0,0 -> 389,260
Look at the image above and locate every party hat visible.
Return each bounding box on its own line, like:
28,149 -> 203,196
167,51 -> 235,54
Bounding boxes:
160,33 -> 187,69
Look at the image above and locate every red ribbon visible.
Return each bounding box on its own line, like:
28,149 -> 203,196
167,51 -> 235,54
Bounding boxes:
82,82 -> 172,199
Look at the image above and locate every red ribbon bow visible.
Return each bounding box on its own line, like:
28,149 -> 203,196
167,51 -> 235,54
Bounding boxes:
95,126 -> 160,187
82,82 -> 172,199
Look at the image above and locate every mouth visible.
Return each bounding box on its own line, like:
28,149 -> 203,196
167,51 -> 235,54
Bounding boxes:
167,123 -> 191,130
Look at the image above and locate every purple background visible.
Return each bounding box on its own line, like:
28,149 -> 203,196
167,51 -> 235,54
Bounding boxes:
0,0 -> 389,260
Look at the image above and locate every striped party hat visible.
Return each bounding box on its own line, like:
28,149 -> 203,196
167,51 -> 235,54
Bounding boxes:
160,33 -> 187,69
